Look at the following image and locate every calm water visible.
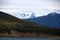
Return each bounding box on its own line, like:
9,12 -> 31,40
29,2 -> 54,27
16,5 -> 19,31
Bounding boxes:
0,37 -> 60,40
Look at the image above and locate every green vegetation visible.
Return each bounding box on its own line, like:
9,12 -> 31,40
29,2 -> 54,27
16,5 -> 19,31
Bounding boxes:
0,11 -> 60,37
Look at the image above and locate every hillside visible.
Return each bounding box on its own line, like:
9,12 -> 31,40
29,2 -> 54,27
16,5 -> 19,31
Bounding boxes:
0,11 -> 41,32
0,11 -> 43,37
27,12 -> 60,28
0,11 -> 60,37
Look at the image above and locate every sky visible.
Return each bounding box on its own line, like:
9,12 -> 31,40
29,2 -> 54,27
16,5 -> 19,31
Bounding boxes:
0,0 -> 60,19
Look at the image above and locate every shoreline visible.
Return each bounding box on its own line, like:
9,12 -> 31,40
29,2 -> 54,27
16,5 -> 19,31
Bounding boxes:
0,36 -> 60,38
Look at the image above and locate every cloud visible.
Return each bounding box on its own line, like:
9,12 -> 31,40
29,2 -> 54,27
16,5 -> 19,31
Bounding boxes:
0,0 -> 60,18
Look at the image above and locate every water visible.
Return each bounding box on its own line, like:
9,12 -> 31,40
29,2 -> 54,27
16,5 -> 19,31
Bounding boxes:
0,37 -> 60,40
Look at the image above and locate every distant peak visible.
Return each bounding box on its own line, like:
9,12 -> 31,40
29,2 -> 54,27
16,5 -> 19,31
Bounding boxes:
48,12 -> 59,16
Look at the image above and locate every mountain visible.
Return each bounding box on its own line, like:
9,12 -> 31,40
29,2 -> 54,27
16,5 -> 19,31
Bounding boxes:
0,11 -> 41,31
0,11 -> 40,32
27,12 -> 60,28
18,11 -> 36,19
0,11 -> 60,37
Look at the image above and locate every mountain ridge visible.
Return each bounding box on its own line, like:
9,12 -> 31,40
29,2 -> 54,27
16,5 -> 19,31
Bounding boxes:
27,12 -> 60,28
0,11 -> 46,32
0,11 -> 60,37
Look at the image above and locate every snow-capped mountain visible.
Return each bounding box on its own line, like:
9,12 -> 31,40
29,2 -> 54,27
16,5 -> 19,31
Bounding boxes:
27,12 -> 60,28
3,11 -> 36,19
11,11 -> 36,19
16,11 -> 36,19
1,9 -> 60,19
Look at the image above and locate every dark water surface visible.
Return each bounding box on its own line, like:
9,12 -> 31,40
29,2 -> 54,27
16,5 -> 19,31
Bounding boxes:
0,37 -> 60,40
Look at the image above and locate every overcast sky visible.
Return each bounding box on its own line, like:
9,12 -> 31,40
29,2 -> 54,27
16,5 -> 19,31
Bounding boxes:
0,0 -> 60,18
